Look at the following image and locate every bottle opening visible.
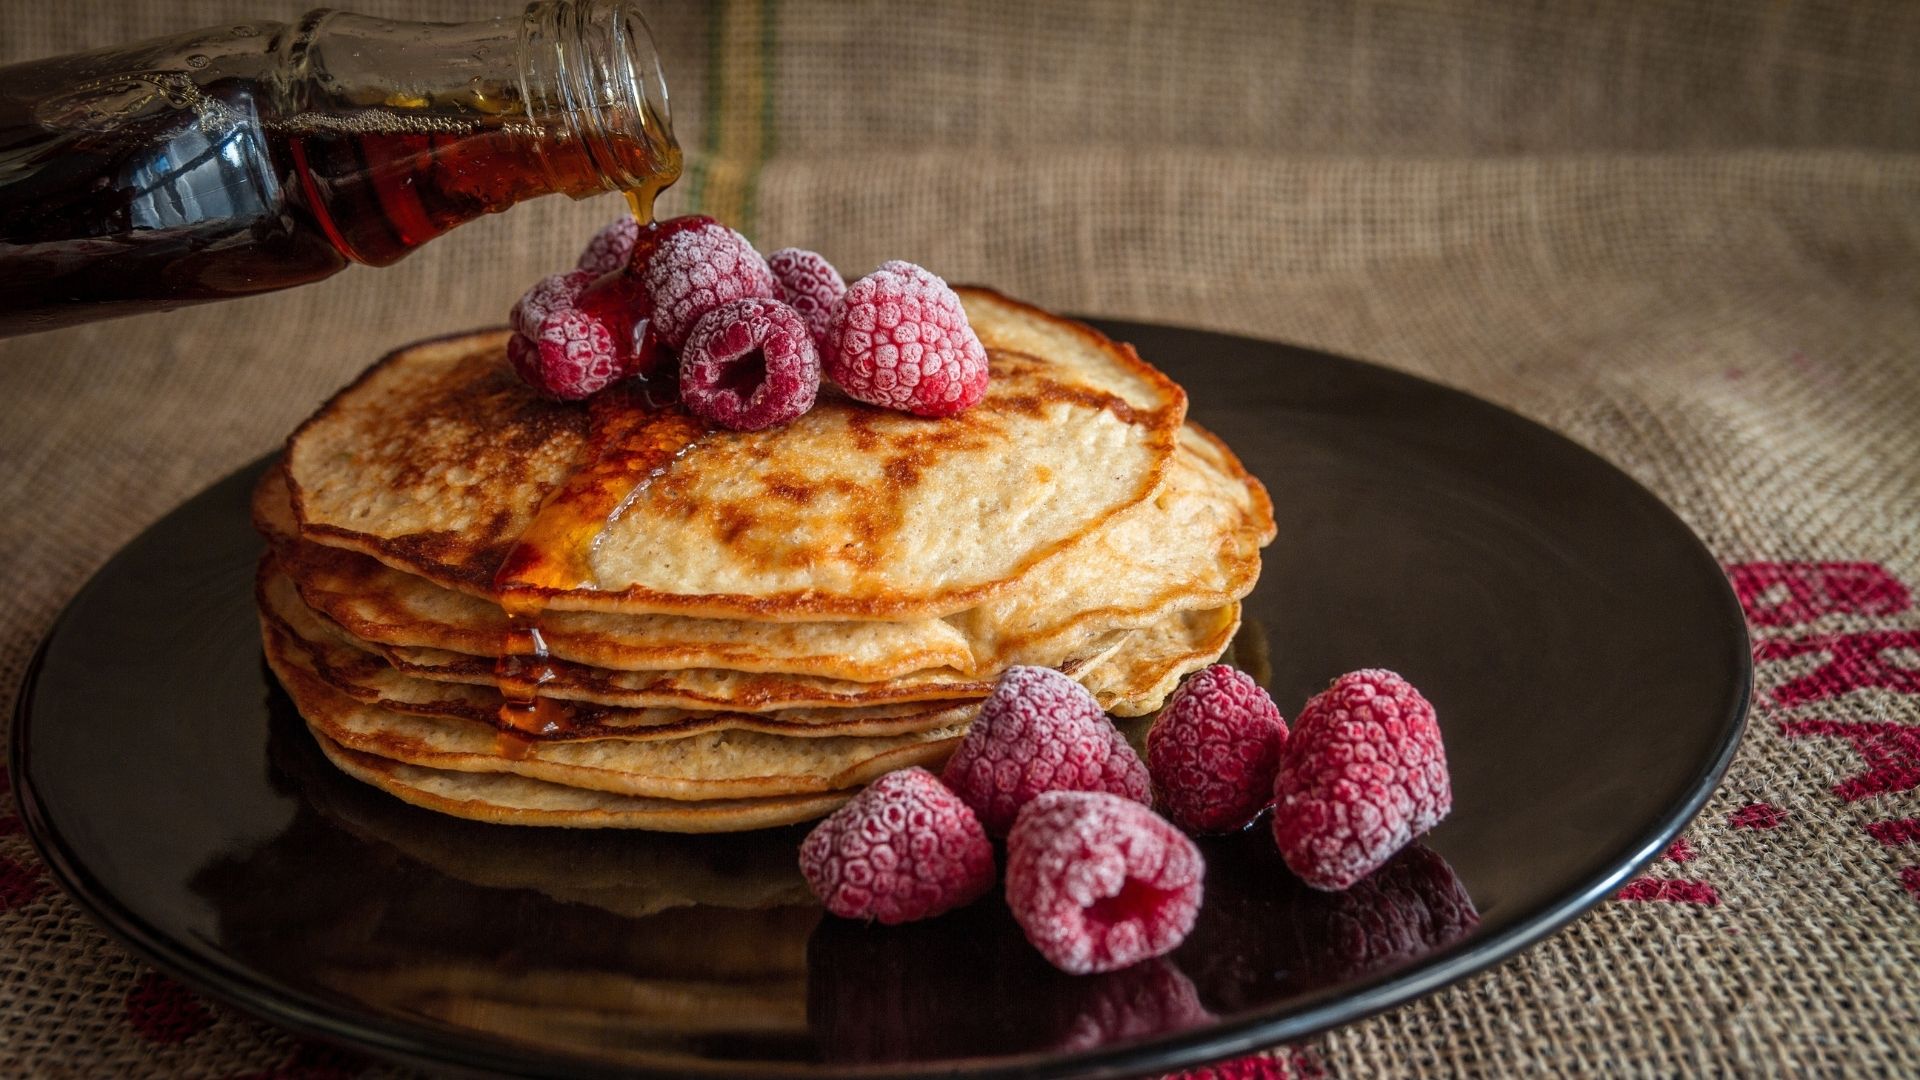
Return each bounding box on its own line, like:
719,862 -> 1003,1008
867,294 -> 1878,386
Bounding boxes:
520,0 -> 681,202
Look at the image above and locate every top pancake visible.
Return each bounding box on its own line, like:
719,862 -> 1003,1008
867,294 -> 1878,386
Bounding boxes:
286,288 -> 1185,622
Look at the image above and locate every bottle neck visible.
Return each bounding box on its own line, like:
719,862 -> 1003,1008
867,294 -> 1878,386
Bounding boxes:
279,1 -> 678,266
519,1 -> 679,205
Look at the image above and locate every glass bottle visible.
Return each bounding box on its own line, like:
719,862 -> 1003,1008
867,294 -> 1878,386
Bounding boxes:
0,1 -> 678,337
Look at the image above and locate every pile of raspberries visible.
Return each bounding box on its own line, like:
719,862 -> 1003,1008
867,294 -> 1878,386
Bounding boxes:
508,215 -> 989,429
800,663 -> 1452,975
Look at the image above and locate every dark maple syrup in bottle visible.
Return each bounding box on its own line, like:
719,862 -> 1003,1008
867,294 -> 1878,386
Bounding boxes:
0,1 -> 680,337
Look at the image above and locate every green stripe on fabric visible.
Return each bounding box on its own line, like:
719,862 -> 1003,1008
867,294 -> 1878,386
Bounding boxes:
741,0 -> 779,235
682,0 -> 727,214
691,0 -> 772,235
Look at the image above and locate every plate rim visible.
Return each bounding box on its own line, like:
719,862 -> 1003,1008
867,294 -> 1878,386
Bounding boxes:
8,319 -> 1752,1079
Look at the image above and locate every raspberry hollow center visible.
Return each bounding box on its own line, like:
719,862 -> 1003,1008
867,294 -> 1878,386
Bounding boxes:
718,346 -> 769,400
1085,877 -> 1178,929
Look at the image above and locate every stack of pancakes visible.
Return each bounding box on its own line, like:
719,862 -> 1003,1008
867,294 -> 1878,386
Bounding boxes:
255,288 -> 1274,831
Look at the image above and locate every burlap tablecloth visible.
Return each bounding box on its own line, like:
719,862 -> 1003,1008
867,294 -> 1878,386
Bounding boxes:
4,2 -> 1917,1075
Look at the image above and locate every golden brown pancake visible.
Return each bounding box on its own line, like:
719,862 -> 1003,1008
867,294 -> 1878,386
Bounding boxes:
312,732 -> 853,831
1084,604 -> 1244,717
262,288 -> 1271,830
260,574 -> 982,741
256,466 -> 979,681
271,642 -> 969,801
259,421 -> 1268,700
265,555 -> 1227,726
284,289 -> 1186,621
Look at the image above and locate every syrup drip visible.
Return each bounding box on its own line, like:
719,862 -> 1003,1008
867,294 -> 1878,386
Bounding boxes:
488,399 -> 703,737
488,268 -> 705,735
493,615 -> 574,739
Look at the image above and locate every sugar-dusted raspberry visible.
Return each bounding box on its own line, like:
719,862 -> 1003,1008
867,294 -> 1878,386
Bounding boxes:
1272,668 -> 1451,891
507,309 -> 624,401
679,297 -> 821,431
641,221 -> 778,348
573,216 -> 730,381
1148,664 -> 1288,833
576,215 -> 639,275
823,260 -> 989,417
799,767 -> 995,924
509,269 -> 595,339
767,247 -> 846,349
1004,791 -> 1205,974
941,666 -> 1150,836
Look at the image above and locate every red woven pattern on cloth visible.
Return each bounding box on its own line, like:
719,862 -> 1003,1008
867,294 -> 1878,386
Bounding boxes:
1166,1045 -> 1327,1080
1866,819 -> 1920,846
1615,879 -> 1722,906
1727,562 -> 1911,628
1780,720 -> 1920,803
1728,803 -> 1789,830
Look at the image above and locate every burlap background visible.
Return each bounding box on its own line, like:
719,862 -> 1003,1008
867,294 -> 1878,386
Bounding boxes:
4,1 -> 1918,1075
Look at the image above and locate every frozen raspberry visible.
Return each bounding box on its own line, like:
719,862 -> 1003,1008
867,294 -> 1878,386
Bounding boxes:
575,215 -> 639,275
641,221 -> 778,348
767,247 -> 846,349
506,268 -> 641,397
1271,669 -> 1451,891
509,269 -> 595,339
507,309 -> 625,401
941,666 -> 1150,836
823,260 -> 989,417
799,767 -> 995,924
1004,791 -> 1205,974
679,298 -> 821,431
1148,664 -> 1288,833
575,216 -> 730,381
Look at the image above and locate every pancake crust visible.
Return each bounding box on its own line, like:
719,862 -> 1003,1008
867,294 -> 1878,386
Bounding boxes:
285,289 -> 1185,621
1083,603 -> 1244,717
261,574 -> 981,741
312,732 -> 852,831
270,642 -> 969,800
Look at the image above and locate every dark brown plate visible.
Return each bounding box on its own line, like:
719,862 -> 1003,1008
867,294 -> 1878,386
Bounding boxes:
10,321 -> 1748,1078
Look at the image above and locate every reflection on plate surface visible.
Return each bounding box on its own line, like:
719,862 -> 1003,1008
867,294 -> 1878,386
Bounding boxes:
214,677 -> 1474,1065
12,320 -> 1748,1078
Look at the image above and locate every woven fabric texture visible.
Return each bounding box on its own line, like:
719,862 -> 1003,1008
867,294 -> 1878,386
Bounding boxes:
3,1 -> 1918,1076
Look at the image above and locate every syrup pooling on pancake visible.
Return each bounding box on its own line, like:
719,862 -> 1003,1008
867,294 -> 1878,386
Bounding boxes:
494,384 -> 709,599
491,385 -> 707,740
284,289 -> 1185,621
